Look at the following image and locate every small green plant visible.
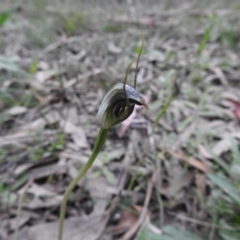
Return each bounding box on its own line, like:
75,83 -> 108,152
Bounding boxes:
0,182 -> 4,192
208,173 -> 240,239
0,12 -> 11,27
197,14 -> 215,56
47,174 -> 54,183
165,50 -> 174,62
103,22 -> 124,33
29,60 -> 39,74
50,132 -> 65,151
61,12 -> 89,37
30,148 -> 44,161
135,45 -> 146,55
58,40 -> 149,240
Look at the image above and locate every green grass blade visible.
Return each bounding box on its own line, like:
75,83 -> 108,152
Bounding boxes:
154,94 -> 174,127
197,14 -> 215,56
163,226 -> 204,240
219,229 -> 240,240
0,12 -> 10,27
208,174 -> 240,205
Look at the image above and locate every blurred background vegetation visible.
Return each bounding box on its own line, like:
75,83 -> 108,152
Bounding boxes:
0,0 -> 240,240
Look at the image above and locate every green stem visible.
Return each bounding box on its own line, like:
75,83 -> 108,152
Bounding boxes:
58,127 -> 109,240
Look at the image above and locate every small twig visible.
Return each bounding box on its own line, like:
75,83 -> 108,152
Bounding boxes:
120,169 -> 158,240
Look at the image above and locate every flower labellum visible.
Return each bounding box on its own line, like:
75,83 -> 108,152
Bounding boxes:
97,83 -> 149,129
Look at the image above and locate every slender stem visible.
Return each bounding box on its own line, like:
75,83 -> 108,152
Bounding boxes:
58,127 -> 109,240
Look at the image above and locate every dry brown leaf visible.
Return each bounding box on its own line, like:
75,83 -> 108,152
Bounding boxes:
60,120 -> 88,148
6,106 -> 27,115
15,215 -> 108,240
195,173 -> 206,200
148,222 -> 162,235
107,42 -> 122,54
211,67 -> 228,85
177,120 -> 196,148
22,195 -> 63,210
14,163 -> 34,175
120,170 -> 158,240
15,179 -> 109,240
18,183 -> 63,209
20,111 -> 61,131
225,98 -> 240,120
38,61 -> 49,70
22,183 -> 56,197
3,215 -> 30,232
0,132 -> 35,147
33,92 -> 49,105
139,17 -> 155,27
35,69 -> 66,83
212,137 -> 232,156
132,205 -> 151,221
156,165 -> 193,199
167,150 -> 208,172
86,177 -> 110,216
68,49 -> 87,62
28,164 -> 67,180
198,144 -> 212,159
231,132 -> 240,139
60,151 -> 93,165
110,212 -> 134,234
0,131 -> 55,147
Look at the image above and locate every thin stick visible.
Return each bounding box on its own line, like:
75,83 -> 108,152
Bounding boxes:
134,37 -> 144,89
120,169 -> 158,240
58,128 -> 109,240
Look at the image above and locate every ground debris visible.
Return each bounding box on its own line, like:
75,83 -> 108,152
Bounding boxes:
1,1 -> 240,240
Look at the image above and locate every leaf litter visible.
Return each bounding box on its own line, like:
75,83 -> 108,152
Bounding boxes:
1,1 -> 240,240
